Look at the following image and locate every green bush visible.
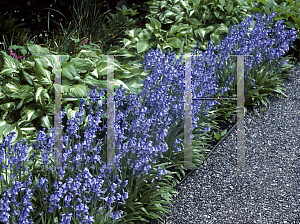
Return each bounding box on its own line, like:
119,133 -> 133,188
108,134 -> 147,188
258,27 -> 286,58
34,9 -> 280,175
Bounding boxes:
0,43 -> 144,168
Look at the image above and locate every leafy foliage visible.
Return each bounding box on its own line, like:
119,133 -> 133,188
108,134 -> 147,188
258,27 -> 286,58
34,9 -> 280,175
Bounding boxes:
0,0 -> 300,223
247,0 -> 300,61
0,43 -> 147,162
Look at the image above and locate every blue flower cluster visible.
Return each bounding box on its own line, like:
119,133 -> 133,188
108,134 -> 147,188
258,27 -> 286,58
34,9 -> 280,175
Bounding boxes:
210,11 -> 297,80
0,11 -> 297,224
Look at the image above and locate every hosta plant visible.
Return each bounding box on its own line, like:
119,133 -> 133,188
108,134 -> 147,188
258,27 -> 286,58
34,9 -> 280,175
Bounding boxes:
0,42 -> 147,166
0,35 -> 234,222
102,0 -> 256,92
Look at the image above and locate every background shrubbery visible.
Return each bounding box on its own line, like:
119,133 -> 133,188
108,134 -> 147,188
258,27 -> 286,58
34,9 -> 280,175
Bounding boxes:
1,0 -> 299,158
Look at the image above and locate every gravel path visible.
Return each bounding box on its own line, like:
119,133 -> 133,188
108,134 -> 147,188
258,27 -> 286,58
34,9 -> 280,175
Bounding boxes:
153,61 -> 300,224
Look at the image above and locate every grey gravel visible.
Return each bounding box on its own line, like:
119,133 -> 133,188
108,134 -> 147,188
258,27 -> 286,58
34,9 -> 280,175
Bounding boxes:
152,61 -> 300,224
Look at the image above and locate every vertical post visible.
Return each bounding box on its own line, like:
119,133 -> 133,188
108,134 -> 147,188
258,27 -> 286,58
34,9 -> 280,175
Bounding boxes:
52,55 -> 63,172
230,55 -> 252,171
107,55 -> 116,169
183,55 -> 193,170
176,53 -> 251,172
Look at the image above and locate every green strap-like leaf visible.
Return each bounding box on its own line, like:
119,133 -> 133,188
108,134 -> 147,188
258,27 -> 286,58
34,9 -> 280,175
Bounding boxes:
0,67 -> 19,76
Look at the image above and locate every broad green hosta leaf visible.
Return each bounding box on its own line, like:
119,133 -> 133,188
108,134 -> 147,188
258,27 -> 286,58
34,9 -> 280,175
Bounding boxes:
0,51 -> 19,69
53,82 -> 70,97
159,10 -> 177,21
35,87 -> 51,109
3,82 -> 20,94
76,49 -> 100,58
39,115 -> 53,130
34,57 -> 53,69
204,25 -> 217,33
115,79 -> 133,93
61,62 -> 80,81
70,76 -> 134,97
120,80 -> 143,96
21,60 -> 35,68
46,54 -> 71,65
26,44 -> 50,58
68,84 -> 89,98
167,25 -> 187,37
41,104 -> 54,116
137,30 -> 152,41
123,38 -> 132,48
150,17 -> 162,30
4,83 -> 34,99
94,57 -> 120,78
0,87 -> 7,100
167,37 -> 182,48
90,68 -> 99,80
21,68 -> 34,86
1,122 -> 24,147
34,58 -> 52,86
53,83 -> 72,98
0,102 -> 16,111
214,24 -> 229,35
226,3 -> 233,14
92,56 -> 130,82
187,17 -> 202,25
146,23 -> 155,33
195,28 -> 206,40
19,104 -> 43,122
0,121 -> 11,139
70,58 -> 95,74
82,76 -> 108,91
137,41 -> 151,53
210,33 -> 222,45
127,28 -> 142,39
63,103 -> 87,125
18,126 -> 37,145
64,103 -> 80,122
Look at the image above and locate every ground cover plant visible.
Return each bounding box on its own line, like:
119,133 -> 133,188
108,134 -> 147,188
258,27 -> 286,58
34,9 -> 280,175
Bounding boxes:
0,42 -> 234,222
0,0 -> 300,222
1,0 -> 299,166
0,8 -> 299,223
0,0 -> 158,155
